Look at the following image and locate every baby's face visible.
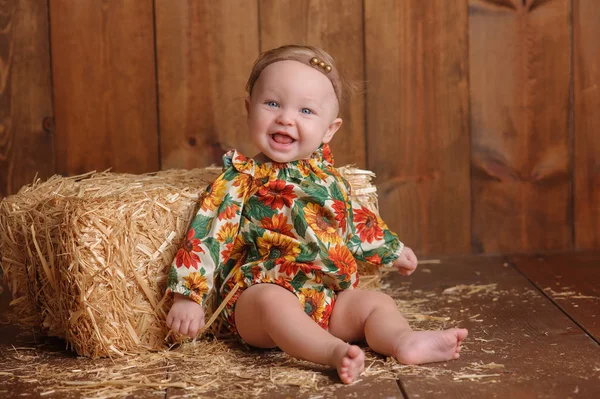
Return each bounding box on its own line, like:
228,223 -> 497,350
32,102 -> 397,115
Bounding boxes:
246,60 -> 342,163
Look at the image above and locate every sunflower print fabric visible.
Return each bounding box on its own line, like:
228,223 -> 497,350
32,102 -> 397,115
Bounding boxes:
166,143 -> 404,331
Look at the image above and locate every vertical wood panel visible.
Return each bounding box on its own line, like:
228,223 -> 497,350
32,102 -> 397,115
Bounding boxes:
50,0 -> 158,175
0,0 -> 54,198
365,0 -> 470,255
259,0 -> 366,168
156,0 -> 259,169
470,0 -> 572,253
574,0 -> 600,249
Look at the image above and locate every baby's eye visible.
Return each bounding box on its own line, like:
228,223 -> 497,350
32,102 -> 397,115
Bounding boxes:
267,101 -> 279,108
301,108 -> 313,115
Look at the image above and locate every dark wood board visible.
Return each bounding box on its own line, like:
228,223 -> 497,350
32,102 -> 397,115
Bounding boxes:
392,255 -> 600,398
155,0 -> 260,169
364,0 -> 471,255
50,0 -> 159,176
510,251 -> 600,342
0,0 -> 55,199
469,0 -> 572,253
573,0 -> 600,249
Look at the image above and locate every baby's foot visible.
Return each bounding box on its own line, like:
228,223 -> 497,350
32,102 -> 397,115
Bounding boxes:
331,343 -> 365,384
393,328 -> 468,365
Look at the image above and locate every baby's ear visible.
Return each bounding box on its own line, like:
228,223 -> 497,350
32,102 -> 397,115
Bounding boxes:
245,97 -> 251,114
323,117 -> 343,144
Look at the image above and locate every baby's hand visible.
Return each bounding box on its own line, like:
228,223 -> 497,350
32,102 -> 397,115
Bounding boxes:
393,247 -> 418,276
166,293 -> 206,338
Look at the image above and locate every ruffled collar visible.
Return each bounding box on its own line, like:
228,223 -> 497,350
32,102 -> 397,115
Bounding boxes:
223,143 -> 334,177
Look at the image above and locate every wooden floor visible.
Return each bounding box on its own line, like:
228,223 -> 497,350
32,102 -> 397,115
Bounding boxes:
0,252 -> 599,398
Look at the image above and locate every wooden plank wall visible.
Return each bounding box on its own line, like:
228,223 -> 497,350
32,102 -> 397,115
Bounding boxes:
1,0 -> 599,256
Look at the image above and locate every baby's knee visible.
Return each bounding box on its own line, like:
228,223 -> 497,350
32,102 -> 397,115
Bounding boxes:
245,283 -> 297,312
366,291 -> 397,310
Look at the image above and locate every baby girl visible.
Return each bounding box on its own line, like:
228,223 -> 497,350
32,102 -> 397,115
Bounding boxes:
166,45 -> 467,384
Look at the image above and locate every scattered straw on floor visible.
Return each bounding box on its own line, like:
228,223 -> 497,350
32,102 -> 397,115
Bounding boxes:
0,280 -> 512,399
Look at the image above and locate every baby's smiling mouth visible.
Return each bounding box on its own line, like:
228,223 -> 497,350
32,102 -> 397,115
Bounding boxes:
271,133 -> 295,144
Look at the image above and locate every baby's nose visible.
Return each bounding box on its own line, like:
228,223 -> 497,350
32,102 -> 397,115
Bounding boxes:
276,109 -> 294,125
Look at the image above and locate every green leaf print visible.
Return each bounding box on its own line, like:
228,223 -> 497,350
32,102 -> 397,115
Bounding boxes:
245,196 -> 276,221
299,180 -> 329,206
339,281 -> 351,290
291,202 -> 308,238
190,214 -> 214,239
347,235 -> 363,250
203,237 -> 221,267
296,242 -> 319,263
222,167 -> 238,181
263,259 -> 276,271
290,272 -> 309,291
384,230 -> 399,249
320,257 -> 338,273
278,168 -> 304,183
328,181 -> 345,202
167,265 -> 179,288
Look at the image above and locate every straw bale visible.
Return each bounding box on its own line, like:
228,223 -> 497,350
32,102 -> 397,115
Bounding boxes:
0,165 -> 383,358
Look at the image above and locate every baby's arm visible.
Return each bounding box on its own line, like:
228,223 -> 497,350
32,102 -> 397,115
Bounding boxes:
165,167 -> 249,337
342,177 -> 417,274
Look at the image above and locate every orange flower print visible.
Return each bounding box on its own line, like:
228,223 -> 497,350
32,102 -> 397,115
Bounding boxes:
331,200 -> 347,235
216,222 -> 238,243
221,242 -> 234,261
175,228 -> 204,269
232,174 -> 250,199
365,254 -> 382,265
328,245 -> 357,279
273,276 -> 295,293
304,203 -> 341,244
183,272 -> 209,297
250,265 -> 263,283
354,206 -> 384,243
310,163 -> 330,181
189,291 -> 202,305
257,232 -> 301,262
297,162 -> 312,178
218,203 -> 240,220
228,235 -> 249,264
278,260 -> 314,276
299,288 -> 326,323
318,301 -> 334,329
256,180 -> 297,210
322,144 -> 333,163
201,177 -> 228,212
260,214 -> 295,237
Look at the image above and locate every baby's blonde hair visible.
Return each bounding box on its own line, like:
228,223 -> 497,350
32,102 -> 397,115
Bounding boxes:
246,45 -> 344,107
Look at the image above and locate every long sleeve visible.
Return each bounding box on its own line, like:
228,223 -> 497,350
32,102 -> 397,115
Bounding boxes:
344,183 -> 404,269
166,167 -> 249,306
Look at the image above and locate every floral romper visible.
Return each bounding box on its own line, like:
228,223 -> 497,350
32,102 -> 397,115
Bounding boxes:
166,144 -> 404,336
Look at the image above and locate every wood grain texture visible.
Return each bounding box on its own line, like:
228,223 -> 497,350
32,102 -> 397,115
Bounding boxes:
0,0 -> 54,198
259,0 -> 366,168
470,0 -> 572,253
364,0 -> 470,255
574,0 -> 600,249
393,255 -> 600,398
156,0 -> 259,169
510,251 -> 600,342
50,0 -> 159,175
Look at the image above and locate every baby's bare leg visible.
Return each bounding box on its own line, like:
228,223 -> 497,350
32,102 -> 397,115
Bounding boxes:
234,284 -> 364,384
329,289 -> 468,365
